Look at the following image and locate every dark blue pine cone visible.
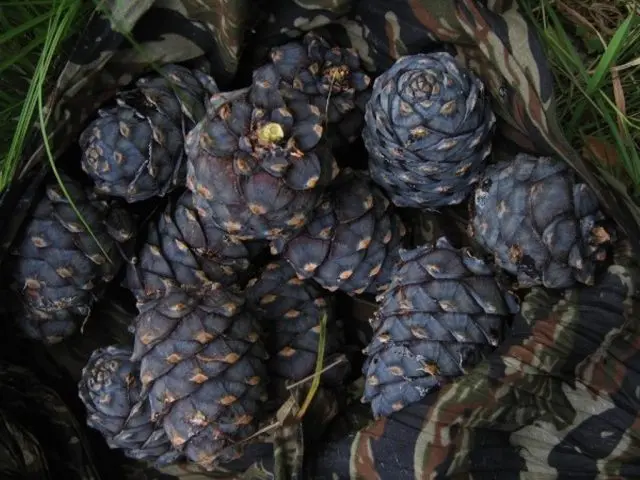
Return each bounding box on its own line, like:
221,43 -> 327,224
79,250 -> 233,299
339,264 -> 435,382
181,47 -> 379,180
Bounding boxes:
80,65 -> 219,203
246,258 -> 347,403
131,287 -> 269,470
362,237 -> 519,418
186,65 -> 339,241
266,31 -> 372,148
8,174 -> 135,344
125,190 -> 258,306
271,168 -> 406,296
469,153 -> 616,289
78,345 -> 182,467
363,52 -> 496,209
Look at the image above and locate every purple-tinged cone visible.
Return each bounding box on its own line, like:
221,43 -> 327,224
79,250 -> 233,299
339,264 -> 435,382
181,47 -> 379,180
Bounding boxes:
469,153 -> 615,289
246,259 -> 347,403
363,52 -> 495,209
125,190 -> 257,305
186,65 -> 339,241
266,31 -> 372,147
271,168 -> 406,296
78,345 -> 182,467
8,174 -> 135,344
80,65 -> 219,203
131,287 -> 268,470
362,237 -> 518,418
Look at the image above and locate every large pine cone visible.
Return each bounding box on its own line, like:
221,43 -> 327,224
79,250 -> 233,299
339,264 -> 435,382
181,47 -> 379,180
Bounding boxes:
469,153 -> 615,289
362,237 -> 518,418
272,168 -> 406,295
186,65 -> 339,241
131,287 -> 268,469
363,52 -> 495,209
8,174 -> 135,344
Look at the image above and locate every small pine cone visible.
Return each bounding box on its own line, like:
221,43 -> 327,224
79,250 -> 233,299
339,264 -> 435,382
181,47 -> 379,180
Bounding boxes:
78,345 -> 181,467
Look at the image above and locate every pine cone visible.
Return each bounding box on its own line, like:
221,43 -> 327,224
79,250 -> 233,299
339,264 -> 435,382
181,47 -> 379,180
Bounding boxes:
186,65 -> 339,241
363,52 -> 495,209
8,174 -> 135,343
266,31 -> 371,147
246,259 -> 346,403
80,65 -> 219,202
131,287 -> 268,469
469,153 -> 616,288
79,345 -> 181,467
126,191 -> 259,305
362,237 -> 518,418
272,168 -> 406,295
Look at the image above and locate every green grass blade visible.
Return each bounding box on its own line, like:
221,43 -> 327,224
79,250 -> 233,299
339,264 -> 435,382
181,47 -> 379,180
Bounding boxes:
0,0 -> 85,191
296,311 -> 327,420
31,0 -> 112,262
569,13 -> 635,130
586,14 -> 635,95
0,36 -> 44,75
0,11 -> 51,43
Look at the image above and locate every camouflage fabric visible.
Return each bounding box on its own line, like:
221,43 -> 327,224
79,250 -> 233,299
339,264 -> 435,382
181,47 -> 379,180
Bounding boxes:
0,361 -> 101,479
2,0 -> 640,479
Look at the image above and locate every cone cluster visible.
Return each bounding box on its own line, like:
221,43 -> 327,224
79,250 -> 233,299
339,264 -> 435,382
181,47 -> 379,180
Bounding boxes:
5,30 -> 617,472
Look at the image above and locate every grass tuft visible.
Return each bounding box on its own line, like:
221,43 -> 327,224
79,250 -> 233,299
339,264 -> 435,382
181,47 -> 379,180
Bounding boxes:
0,0 -> 93,192
522,0 -> 640,199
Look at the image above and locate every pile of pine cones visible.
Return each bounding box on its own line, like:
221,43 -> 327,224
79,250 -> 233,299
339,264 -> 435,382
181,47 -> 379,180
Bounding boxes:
5,32 -> 615,470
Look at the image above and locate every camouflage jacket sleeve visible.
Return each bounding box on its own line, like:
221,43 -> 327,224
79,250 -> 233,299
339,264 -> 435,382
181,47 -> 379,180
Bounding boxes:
306,242 -> 640,479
